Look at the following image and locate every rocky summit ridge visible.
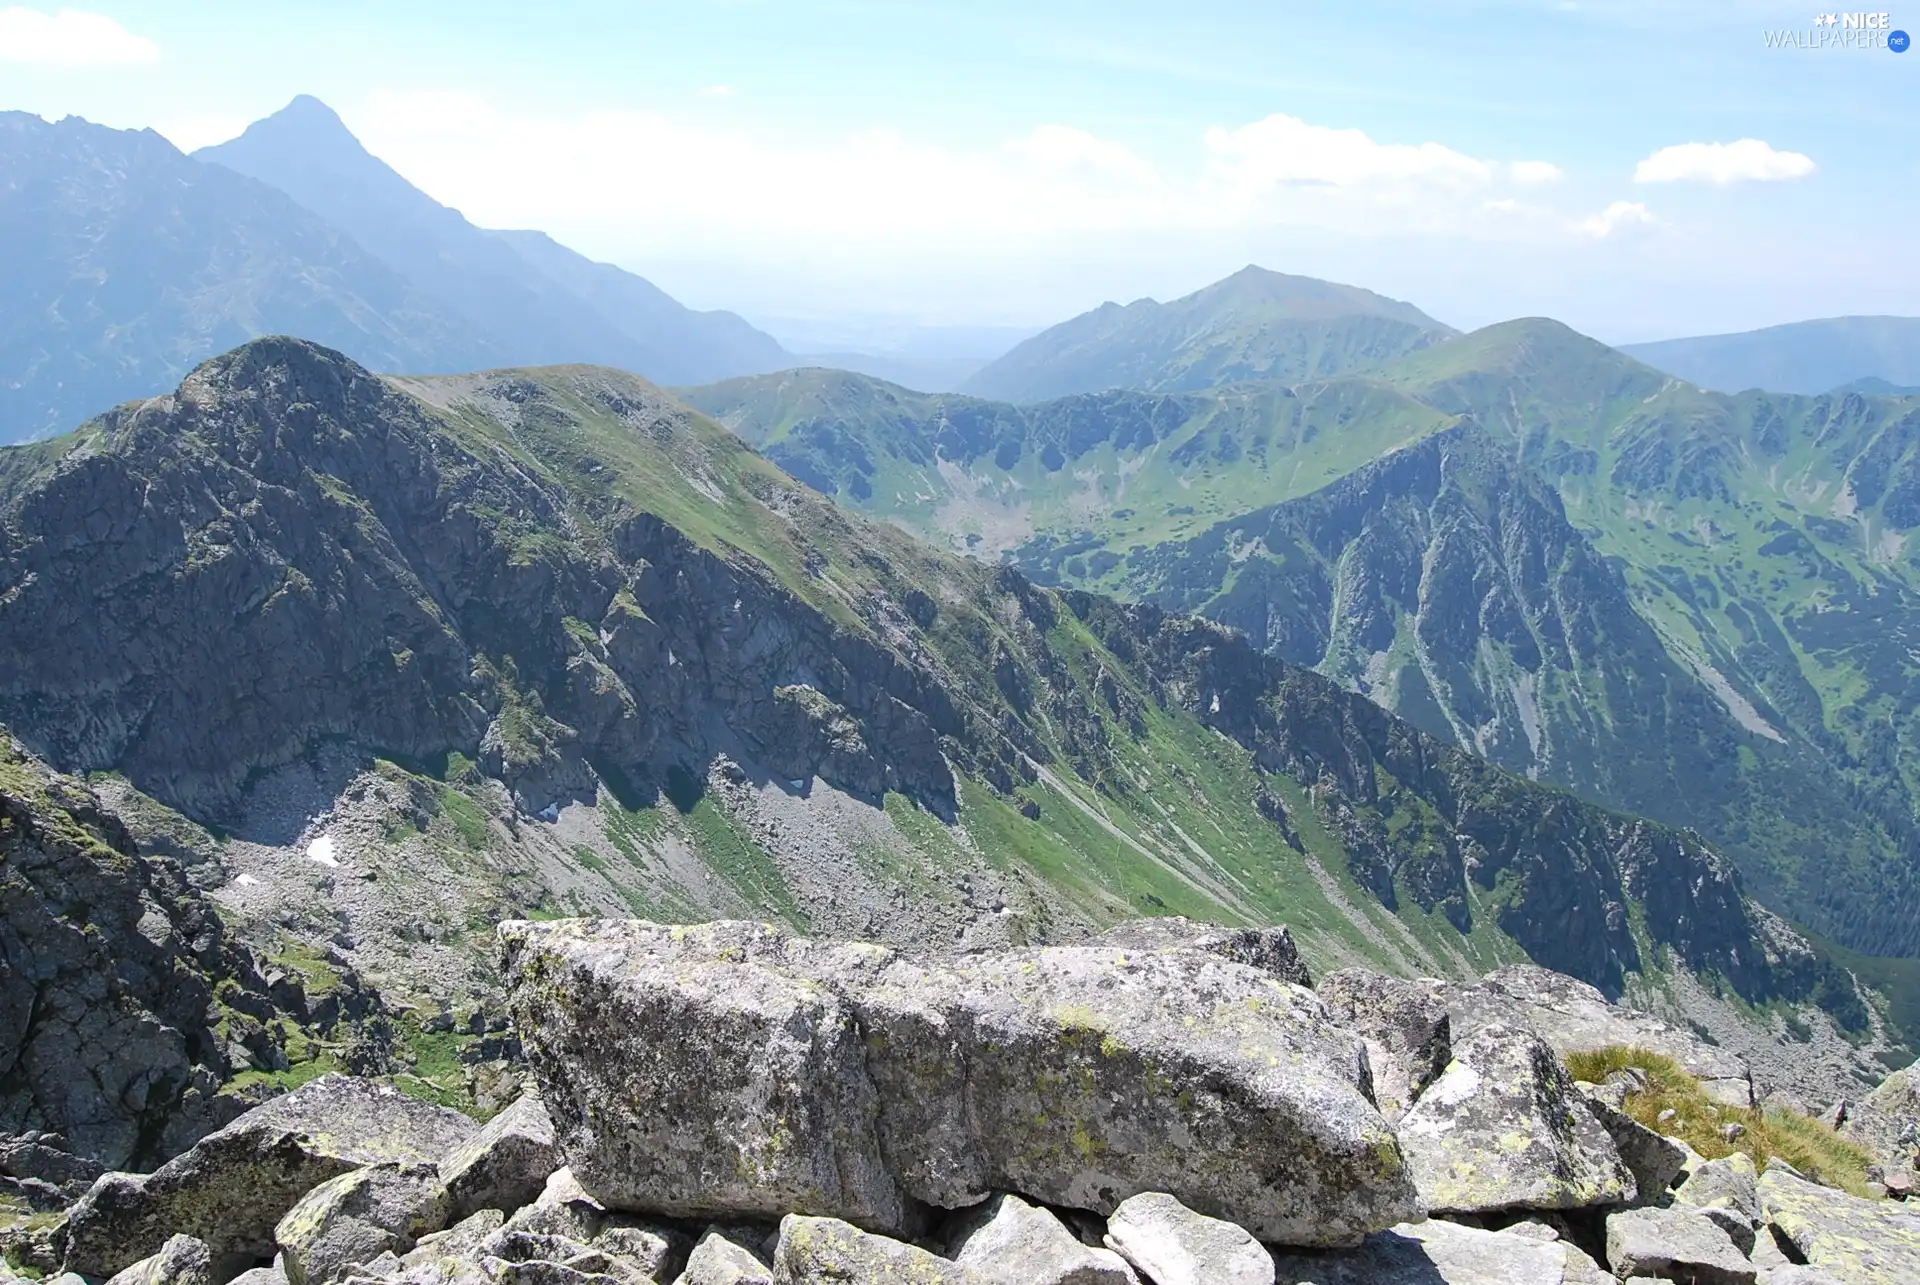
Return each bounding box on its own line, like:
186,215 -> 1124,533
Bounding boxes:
7,915 -> 1920,1285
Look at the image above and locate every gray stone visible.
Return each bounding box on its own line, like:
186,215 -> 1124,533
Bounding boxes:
1396,1022 -> 1634,1213
948,1194 -> 1136,1285
1095,919 -> 1311,986
1696,1205 -> 1758,1257
227,1267 -> 290,1285
1270,1218 -> 1611,1284
1576,1086 -> 1687,1202
64,1075 -> 477,1278
1435,967 -> 1754,1108
1605,1206 -> 1755,1285
679,1230 -> 773,1285
103,1235 -> 215,1285
503,920 -> 1417,1247
1759,1165 -> 1920,1284
435,1093 -> 559,1222
1756,1269 -> 1849,1284
1102,1193 -> 1271,1285
771,1214 -> 989,1283
404,1209 -> 508,1269
275,1162 -> 447,1285
1674,1150 -> 1762,1226
1316,970 -> 1450,1120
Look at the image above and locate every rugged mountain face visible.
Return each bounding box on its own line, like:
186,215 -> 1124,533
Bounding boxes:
961,266 -> 1453,403
0,736 -> 334,1172
197,97 -> 791,386
0,341 -> 1874,1063
0,111 -> 499,443
699,320 -> 1920,962
1622,315 -> 1920,395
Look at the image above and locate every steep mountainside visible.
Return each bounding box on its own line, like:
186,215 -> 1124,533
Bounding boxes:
696,322 -> 1920,960
196,97 -> 790,386
0,341 -> 1875,1065
961,266 -> 1455,403
0,112 -> 499,443
682,366 -> 1453,556
1623,316 -> 1920,395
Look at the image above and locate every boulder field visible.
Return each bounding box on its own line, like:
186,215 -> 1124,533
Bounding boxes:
11,917 -> 1920,1285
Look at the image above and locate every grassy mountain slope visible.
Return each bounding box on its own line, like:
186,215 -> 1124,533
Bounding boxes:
960,266 -> 1455,403
0,111 -> 500,443
0,339 -> 1873,1053
682,366 -> 1454,556
693,321 -> 1920,959
1622,316 -> 1920,395
197,97 -> 790,386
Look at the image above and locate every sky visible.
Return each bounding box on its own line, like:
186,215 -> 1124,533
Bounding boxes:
2,0 -> 1916,344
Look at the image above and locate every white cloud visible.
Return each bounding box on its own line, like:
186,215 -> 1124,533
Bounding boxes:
0,6 -> 158,65
1202,113 -> 1493,192
1510,160 -> 1563,186
698,85 -> 734,99
1633,139 -> 1815,184
1572,200 -> 1656,237
341,93 -> 1577,263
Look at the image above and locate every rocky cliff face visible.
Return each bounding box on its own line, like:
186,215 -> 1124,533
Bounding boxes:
0,737 -> 292,1174
0,340 -> 1885,1079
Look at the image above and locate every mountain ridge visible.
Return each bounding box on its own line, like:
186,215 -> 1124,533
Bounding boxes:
195,96 -> 792,387
1622,315 -> 1920,395
960,265 -> 1455,403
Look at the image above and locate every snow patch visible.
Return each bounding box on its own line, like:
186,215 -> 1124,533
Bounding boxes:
305,834 -> 340,867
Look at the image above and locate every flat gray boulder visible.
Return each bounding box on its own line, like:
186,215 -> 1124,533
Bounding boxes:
1605,1206 -> 1755,1285
1095,919 -> 1311,987
436,1093 -> 559,1222
1102,1193 -> 1271,1285
1675,1150 -> 1761,1225
275,1163 -> 447,1285
1316,970 -> 1449,1120
64,1076 -> 477,1277
1396,1023 -> 1633,1214
503,920 -> 1418,1247
102,1235 -> 214,1285
948,1194 -> 1136,1285
1271,1218 -> 1610,1284
772,1214 -> 990,1283
680,1230 -> 774,1285
1759,1165 -> 1920,1284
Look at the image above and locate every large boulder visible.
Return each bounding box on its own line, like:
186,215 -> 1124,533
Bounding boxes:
1759,1165 -> 1920,1284
275,1163 -> 447,1285
1435,967 -> 1754,1107
1095,919 -> 1311,987
679,1230 -> 774,1285
1575,1087 -> 1687,1202
947,1194 -> 1136,1285
1315,971 -> 1449,1120
1395,1023 -> 1634,1214
102,1235 -> 214,1285
1842,1056 -> 1920,1182
1270,1218 -> 1610,1284
435,1094 -> 559,1222
502,919 -> 1418,1247
63,1076 -> 478,1277
1604,1206 -> 1756,1285
771,1215 -> 989,1284
1102,1193 -> 1272,1285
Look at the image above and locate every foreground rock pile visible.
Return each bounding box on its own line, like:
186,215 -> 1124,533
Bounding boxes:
11,918 -> 1920,1285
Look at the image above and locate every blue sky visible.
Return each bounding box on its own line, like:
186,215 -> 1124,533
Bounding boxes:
2,1 -> 1916,342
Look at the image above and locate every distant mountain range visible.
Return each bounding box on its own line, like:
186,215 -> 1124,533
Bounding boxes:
960,266 -> 1454,403
0,99 -> 793,443
1622,316 -> 1920,395
196,97 -> 790,388
691,297 -> 1920,960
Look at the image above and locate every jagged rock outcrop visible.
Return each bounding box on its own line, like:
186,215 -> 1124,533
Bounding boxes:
0,739 -> 290,1172
1396,1023 -> 1634,1214
435,1095 -> 560,1225
63,1076 -> 477,1277
501,918 -> 1418,1247
1315,970 -> 1449,1120
1093,918 -> 1310,986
